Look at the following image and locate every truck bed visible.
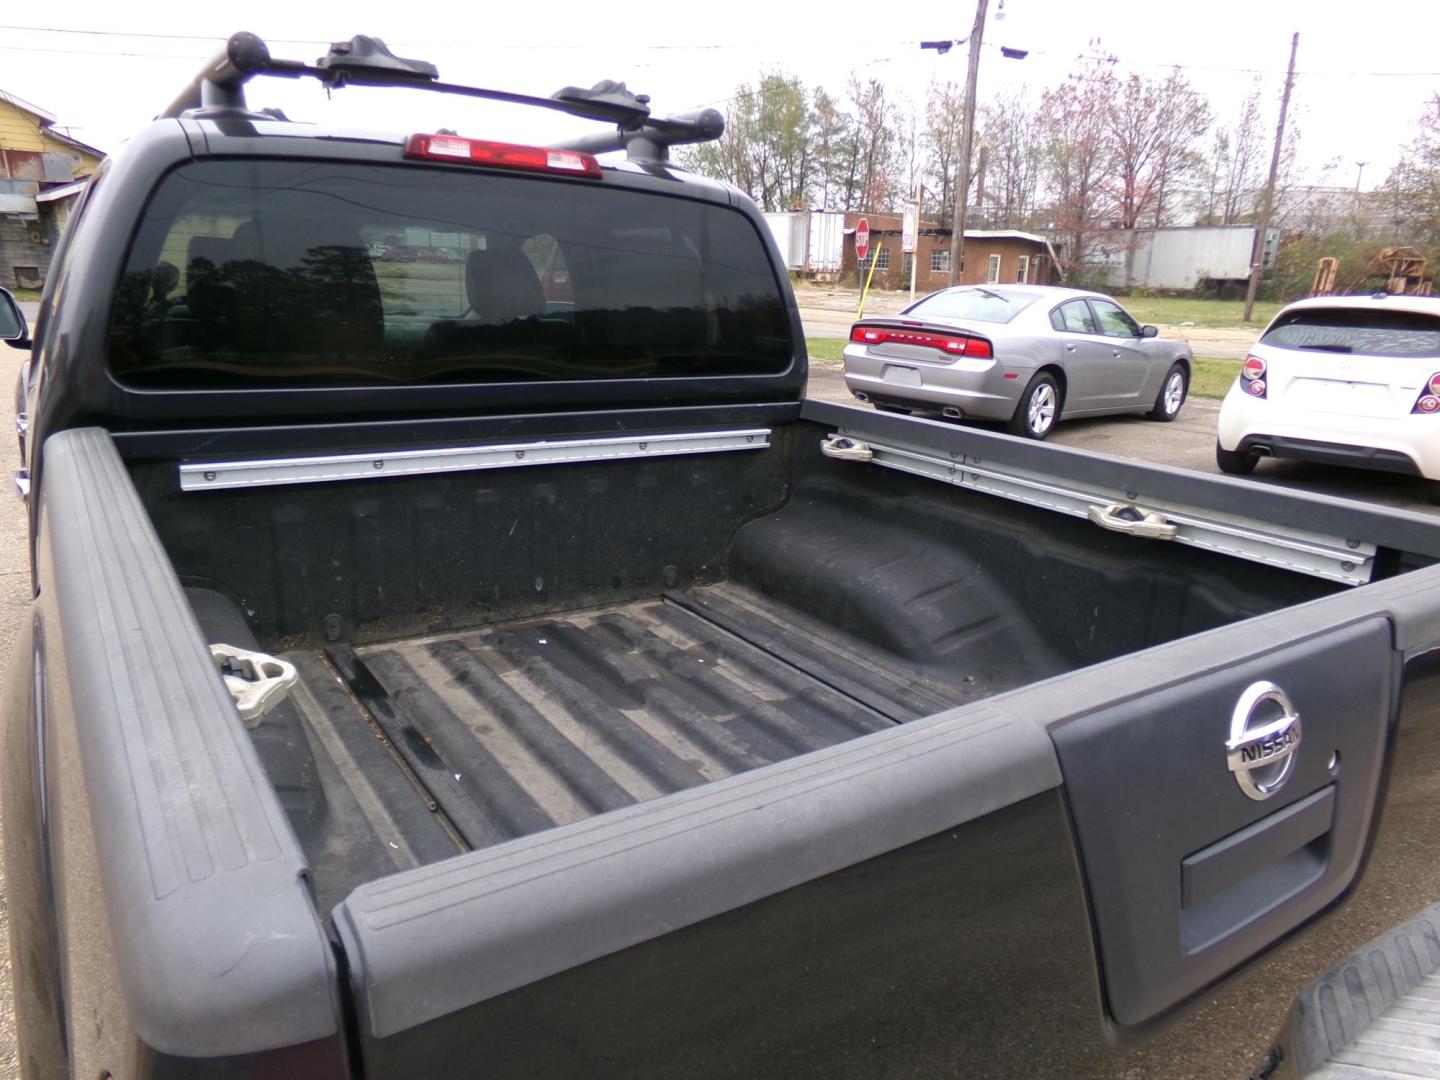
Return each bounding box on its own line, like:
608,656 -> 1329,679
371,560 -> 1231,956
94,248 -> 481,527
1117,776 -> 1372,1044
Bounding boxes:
274,583 -> 988,910
160,419 -> 1344,914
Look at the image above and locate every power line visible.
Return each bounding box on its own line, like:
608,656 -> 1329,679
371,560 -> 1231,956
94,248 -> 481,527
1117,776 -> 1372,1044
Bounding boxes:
2,22 -> 1437,79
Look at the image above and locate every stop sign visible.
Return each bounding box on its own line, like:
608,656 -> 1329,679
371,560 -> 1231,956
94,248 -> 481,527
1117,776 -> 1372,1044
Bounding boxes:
855,218 -> 870,262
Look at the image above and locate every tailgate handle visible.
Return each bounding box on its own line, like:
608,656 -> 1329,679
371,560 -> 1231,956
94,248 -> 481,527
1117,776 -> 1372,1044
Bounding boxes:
1180,785 -> 1335,953
1088,502 -> 1178,541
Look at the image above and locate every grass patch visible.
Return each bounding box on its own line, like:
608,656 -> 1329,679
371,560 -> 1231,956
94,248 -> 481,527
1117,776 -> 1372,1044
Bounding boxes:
806,337 -> 845,364
1122,297 -> 1282,328
9,289 -> 41,302
1191,356 -> 1240,400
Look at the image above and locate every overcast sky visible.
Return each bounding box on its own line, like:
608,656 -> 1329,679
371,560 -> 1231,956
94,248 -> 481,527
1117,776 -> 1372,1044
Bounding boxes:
2,0 -> 1438,190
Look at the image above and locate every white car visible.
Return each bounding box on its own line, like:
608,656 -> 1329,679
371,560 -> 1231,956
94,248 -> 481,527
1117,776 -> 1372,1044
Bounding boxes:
1216,294 -> 1440,497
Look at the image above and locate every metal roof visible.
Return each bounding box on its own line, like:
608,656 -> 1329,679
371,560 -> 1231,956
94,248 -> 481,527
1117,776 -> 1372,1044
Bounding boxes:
0,88 -> 106,159
35,179 -> 88,203
0,194 -> 38,215
0,88 -> 55,125
962,230 -> 1050,244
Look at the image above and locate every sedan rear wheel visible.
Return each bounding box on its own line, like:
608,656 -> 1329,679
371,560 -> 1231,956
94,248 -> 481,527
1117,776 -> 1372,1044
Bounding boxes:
1008,372 -> 1061,440
1148,363 -> 1188,421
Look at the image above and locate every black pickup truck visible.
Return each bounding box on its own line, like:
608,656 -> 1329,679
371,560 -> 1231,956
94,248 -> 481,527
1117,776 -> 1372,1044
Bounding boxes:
6,32 -> 1440,1080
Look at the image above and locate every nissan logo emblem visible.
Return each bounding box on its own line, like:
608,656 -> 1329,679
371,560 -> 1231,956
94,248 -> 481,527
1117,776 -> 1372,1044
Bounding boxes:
1226,681 -> 1302,801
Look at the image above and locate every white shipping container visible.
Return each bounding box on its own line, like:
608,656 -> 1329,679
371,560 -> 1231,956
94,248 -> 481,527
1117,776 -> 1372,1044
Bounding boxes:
1083,226 -> 1282,290
807,212 -> 845,274
761,212 -> 810,271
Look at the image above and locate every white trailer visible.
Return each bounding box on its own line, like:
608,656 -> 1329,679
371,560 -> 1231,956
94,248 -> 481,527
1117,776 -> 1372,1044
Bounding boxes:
761,212 -> 810,271
807,212 -> 845,277
1083,226 -> 1280,290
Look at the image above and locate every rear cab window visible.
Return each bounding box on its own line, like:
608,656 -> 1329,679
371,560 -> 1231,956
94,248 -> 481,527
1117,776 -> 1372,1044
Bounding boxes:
1260,306 -> 1440,358
108,159 -> 794,388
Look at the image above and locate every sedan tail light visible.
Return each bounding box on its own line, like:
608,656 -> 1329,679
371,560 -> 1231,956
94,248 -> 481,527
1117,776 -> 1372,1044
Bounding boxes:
1241,354 -> 1267,399
850,324 -> 993,359
1413,373 -> 1440,414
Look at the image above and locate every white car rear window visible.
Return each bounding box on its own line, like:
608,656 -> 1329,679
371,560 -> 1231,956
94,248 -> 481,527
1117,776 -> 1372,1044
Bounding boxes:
1261,307 -> 1440,358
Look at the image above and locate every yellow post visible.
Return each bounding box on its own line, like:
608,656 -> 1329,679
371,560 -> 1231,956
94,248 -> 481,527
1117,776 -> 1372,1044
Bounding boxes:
856,254 -> 881,320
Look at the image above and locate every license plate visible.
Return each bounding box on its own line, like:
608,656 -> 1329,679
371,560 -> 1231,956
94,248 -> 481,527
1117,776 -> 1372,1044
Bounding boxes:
1286,379 -> 1391,417
882,365 -> 922,388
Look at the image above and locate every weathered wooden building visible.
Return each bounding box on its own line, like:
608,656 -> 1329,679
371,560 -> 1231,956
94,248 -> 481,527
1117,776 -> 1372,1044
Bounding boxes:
0,89 -> 103,290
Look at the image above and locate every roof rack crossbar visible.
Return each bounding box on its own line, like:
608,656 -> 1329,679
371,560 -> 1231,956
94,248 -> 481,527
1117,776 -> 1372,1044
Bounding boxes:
156,32 -> 718,156
549,108 -> 726,164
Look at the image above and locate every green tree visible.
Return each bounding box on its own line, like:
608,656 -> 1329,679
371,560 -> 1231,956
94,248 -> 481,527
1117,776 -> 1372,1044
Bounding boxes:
683,73 -> 816,212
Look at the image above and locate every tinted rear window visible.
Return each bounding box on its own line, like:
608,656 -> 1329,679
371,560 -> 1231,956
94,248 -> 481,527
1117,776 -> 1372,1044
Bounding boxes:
1260,307 -> 1440,358
109,160 -> 793,388
904,288 -> 1033,324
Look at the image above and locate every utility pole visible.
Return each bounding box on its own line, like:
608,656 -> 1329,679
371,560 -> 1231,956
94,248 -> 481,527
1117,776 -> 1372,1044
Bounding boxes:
947,0 -> 989,287
1243,31 -> 1298,322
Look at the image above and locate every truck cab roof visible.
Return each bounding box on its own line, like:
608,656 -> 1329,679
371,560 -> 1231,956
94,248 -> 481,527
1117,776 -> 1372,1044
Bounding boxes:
23,42 -> 804,450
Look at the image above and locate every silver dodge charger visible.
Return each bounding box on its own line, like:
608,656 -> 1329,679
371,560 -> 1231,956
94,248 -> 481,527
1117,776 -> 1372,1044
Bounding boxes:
842,285 -> 1194,439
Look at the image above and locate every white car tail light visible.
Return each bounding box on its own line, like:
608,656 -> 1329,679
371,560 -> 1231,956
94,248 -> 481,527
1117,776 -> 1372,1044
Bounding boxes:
1414,373 -> 1440,414
1241,354 -> 1267,399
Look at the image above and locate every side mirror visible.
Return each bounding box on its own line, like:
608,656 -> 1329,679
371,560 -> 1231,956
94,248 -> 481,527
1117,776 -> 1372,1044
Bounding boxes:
1140,324 -> 1158,339
0,288 -> 32,350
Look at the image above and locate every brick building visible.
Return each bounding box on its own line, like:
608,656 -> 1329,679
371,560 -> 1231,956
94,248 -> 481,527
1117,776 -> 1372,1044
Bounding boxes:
839,211 -> 1060,294
0,89 -> 104,290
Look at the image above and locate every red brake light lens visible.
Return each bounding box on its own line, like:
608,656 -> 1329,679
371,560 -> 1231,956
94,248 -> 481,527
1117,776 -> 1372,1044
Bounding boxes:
1242,355 -> 1267,380
404,134 -> 602,178
1418,395 -> 1440,414
1428,373 -> 1440,396
1246,379 -> 1267,396
850,325 -> 993,360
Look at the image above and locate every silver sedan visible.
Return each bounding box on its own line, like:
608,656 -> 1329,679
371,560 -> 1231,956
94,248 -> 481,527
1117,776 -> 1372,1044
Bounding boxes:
841,285 -> 1195,439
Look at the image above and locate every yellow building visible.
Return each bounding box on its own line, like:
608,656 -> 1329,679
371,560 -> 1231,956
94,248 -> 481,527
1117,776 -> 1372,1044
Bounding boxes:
0,89 -> 104,291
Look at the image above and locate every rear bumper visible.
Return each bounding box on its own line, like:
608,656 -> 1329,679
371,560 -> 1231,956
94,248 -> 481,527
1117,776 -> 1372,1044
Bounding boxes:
1218,384 -> 1440,478
1238,435 -> 1422,476
841,346 -> 1020,421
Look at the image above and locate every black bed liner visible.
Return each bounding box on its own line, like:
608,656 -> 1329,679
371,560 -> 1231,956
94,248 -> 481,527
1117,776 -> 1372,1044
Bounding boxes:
280,585 -> 964,904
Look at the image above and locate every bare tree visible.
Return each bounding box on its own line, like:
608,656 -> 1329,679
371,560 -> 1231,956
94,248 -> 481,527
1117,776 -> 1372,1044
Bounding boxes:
848,75 -> 898,213
922,80 -> 965,225
1215,82 -> 1266,225
1107,70 -> 1211,228
1387,94 -> 1440,244
810,87 -> 854,210
977,89 -> 1044,230
1039,57 -> 1119,270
